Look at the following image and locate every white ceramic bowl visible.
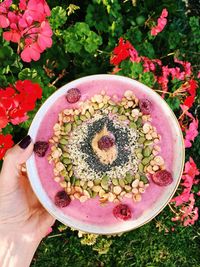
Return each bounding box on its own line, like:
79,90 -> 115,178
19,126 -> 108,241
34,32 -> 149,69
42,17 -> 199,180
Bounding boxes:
26,74 -> 185,234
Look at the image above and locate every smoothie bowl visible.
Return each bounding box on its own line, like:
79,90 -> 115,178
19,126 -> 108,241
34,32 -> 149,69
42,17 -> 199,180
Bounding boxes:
26,74 -> 185,234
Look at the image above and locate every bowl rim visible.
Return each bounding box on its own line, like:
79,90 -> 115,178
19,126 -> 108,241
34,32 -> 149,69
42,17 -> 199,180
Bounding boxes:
26,74 -> 185,235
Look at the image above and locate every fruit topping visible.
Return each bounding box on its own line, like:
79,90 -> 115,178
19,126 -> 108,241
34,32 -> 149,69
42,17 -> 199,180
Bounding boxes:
66,88 -> 81,103
151,170 -> 173,186
34,141 -> 49,157
113,204 -> 132,220
54,190 -> 71,208
139,99 -> 152,115
98,135 -> 115,151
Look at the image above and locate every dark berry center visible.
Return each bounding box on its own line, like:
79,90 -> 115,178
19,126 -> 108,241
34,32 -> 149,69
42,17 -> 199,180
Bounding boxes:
98,135 -> 115,150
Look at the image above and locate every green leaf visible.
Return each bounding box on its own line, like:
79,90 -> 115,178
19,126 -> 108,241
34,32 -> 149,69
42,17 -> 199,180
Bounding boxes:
49,6 -> 67,30
141,41 -> 155,58
0,74 -> 8,87
18,68 -> 40,82
84,32 -> 102,53
74,22 -> 90,37
140,72 -> 155,87
63,29 -> 82,53
130,62 -> 143,78
166,97 -> 180,111
0,46 -> 15,67
168,31 -> 181,50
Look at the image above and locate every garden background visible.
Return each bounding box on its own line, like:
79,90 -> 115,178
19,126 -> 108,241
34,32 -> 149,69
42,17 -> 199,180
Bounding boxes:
0,0 -> 200,266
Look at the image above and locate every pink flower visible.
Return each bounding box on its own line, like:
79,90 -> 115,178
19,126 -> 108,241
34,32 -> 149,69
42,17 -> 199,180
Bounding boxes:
0,0 -> 12,13
3,29 -> 21,42
0,14 -> 10,28
174,58 -> 192,77
197,71 -> 200,79
151,8 -> 168,36
171,157 -> 199,206
129,48 -> 140,63
21,39 -> 43,62
25,0 -> 51,22
184,118 -> 199,148
37,21 -> 52,51
141,56 -> 162,72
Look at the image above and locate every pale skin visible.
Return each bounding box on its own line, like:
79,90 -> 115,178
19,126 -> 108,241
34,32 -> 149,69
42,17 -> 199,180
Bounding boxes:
0,142 -> 55,267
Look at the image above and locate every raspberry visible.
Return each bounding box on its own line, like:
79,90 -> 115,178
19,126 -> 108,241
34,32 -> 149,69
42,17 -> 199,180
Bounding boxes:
54,190 -> 71,208
66,88 -> 81,103
98,135 -> 115,150
113,204 -> 132,220
34,141 -> 49,157
152,170 -> 173,186
139,99 -> 152,115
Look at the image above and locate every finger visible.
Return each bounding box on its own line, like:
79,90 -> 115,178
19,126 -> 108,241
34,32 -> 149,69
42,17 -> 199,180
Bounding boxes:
0,135 -> 33,192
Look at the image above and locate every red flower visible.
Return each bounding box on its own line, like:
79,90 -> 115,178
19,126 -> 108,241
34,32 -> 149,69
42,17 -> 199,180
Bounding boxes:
183,79 -> 198,108
0,80 -> 43,129
0,106 -> 8,128
110,37 -> 134,65
0,134 -> 14,159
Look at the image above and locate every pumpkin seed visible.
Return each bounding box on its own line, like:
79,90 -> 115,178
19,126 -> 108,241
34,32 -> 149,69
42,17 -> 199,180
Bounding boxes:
118,178 -> 125,187
112,106 -> 118,113
119,107 -> 125,114
136,117 -> 142,127
63,158 -> 71,165
119,115 -> 127,121
124,185 -> 132,192
76,120 -> 82,125
135,173 -> 140,180
138,137 -> 146,144
59,138 -> 68,145
94,178 -> 101,185
92,185 -> 101,193
138,163 -> 144,172
64,175 -> 70,182
62,152 -> 70,158
101,175 -> 109,190
125,173 -> 133,184
87,188 -> 93,197
68,169 -> 73,178
65,124 -> 72,133
75,179 -> 80,186
144,140 -> 153,146
135,147 -> 142,154
80,115 -> 87,121
85,111 -> 91,119
128,115 -> 135,121
112,178 -> 119,186
67,164 -> 72,171
130,122 -> 137,129
140,175 -> 148,184
92,191 -> 98,198
74,115 -> 79,121
70,176 -> 76,185
143,147 -> 152,157
142,157 -> 151,165
136,153 -> 143,160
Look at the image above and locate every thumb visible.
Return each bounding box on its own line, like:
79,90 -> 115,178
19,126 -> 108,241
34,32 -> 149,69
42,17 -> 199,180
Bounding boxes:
0,135 -> 33,193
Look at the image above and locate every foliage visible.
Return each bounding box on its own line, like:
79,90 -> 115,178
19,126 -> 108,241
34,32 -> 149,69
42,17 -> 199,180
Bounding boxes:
0,0 -> 200,265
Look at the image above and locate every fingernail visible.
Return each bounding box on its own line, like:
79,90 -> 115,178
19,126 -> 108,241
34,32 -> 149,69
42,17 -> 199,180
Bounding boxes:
19,135 -> 32,149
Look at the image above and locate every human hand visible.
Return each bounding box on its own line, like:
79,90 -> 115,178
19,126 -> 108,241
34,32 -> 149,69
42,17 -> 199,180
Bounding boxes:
0,136 -> 55,267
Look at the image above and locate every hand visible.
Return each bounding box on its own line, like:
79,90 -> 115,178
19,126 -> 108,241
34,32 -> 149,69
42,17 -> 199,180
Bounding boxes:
0,136 -> 55,267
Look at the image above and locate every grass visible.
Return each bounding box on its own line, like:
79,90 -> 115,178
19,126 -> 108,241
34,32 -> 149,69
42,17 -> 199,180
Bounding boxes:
31,215 -> 200,267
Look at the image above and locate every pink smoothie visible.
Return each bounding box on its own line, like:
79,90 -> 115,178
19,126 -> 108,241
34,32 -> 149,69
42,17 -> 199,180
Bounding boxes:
35,78 -> 175,226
